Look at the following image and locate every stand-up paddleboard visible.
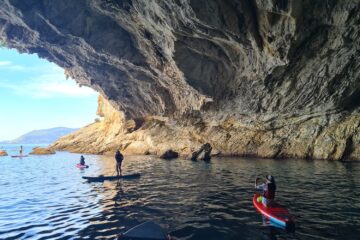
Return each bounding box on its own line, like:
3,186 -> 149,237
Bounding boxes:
253,193 -> 295,231
11,155 -> 29,158
82,173 -> 141,182
117,221 -> 172,240
76,163 -> 89,169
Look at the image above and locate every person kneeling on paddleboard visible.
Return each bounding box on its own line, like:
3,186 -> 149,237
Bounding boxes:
80,155 -> 85,165
255,175 -> 276,207
115,150 -> 124,176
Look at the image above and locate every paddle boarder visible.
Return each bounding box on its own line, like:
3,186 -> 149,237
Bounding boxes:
115,150 -> 124,176
80,155 -> 85,165
19,145 -> 23,156
255,175 -> 276,207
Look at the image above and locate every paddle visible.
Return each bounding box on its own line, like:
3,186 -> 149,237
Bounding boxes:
255,177 -> 260,186
255,177 -> 264,188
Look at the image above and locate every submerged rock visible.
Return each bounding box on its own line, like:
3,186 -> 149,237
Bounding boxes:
0,1 -> 359,160
30,147 -> 56,155
0,150 -> 8,156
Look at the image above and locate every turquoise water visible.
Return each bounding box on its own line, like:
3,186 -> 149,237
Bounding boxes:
0,144 -> 359,239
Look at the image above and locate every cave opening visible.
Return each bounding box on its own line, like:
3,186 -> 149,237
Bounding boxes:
0,47 -> 98,142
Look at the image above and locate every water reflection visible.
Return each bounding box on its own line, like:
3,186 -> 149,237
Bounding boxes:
0,147 -> 359,239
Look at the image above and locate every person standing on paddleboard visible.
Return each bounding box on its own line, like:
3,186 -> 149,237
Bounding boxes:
19,145 -> 23,156
115,150 -> 124,176
80,155 -> 85,165
255,175 -> 276,207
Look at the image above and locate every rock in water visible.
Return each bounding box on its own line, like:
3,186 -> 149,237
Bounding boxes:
192,143 -> 212,161
30,147 -> 56,155
0,1 -> 359,160
0,150 -> 8,156
160,150 -> 179,160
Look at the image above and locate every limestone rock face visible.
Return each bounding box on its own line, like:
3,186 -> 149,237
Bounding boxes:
30,147 -> 55,155
0,150 -> 8,156
50,95 -> 360,161
1,0 -> 359,160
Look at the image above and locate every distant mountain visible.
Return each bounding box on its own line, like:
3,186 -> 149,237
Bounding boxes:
1,127 -> 79,144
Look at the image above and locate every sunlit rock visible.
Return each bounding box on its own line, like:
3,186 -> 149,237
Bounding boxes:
30,147 -> 55,155
0,150 -> 8,156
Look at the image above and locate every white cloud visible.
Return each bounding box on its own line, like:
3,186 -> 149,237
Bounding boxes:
0,66 -> 97,98
0,61 -> 11,66
0,60 -> 26,71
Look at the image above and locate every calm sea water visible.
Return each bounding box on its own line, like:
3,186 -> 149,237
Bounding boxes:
0,144 -> 359,240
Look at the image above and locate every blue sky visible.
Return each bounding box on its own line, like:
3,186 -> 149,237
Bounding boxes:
0,48 -> 98,141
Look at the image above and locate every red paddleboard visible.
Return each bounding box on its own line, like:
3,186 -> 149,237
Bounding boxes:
11,155 -> 29,158
253,193 -> 295,230
76,163 -> 89,169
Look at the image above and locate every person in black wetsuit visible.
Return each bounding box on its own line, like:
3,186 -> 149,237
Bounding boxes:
115,150 -> 124,176
80,155 -> 85,165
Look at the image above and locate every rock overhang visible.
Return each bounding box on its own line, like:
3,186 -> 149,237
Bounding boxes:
0,0 -> 359,160
0,0 -> 358,119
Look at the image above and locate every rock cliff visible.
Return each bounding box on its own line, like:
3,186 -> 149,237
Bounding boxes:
0,0 -> 359,160
52,94 -> 360,160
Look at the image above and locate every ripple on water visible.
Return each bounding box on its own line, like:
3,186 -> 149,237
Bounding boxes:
0,149 -> 360,240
